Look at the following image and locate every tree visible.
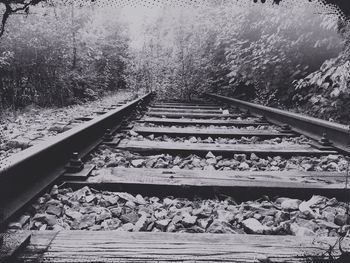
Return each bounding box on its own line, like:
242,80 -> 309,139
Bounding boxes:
0,5 -> 130,108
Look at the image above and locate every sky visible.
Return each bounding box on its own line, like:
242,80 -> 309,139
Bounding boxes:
119,6 -> 163,49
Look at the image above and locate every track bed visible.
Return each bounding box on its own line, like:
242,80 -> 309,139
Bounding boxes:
2,98 -> 350,263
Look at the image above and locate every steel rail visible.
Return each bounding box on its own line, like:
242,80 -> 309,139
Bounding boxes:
206,93 -> 350,154
0,92 -> 153,226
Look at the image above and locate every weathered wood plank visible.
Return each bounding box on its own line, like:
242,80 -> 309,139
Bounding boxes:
16,231 -> 350,263
133,126 -> 294,138
84,167 -> 349,190
140,117 -> 267,126
149,107 -> 224,113
0,231 -> 31,263
14,231 -> 58,263
117,140 -> 337,156
154,102 -> 216,106
147,111 -> 241,119
151,104 -> 221,109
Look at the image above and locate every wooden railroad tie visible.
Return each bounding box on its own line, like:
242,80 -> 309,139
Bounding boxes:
140,117 -> 268,126
116,139 -> 337,156
148,107 -> 224,113
64,167 -> 350,199
151,104 -> 221,109
132,126 -> 295,138
13,230 -> 350,263
146,111 -> 242,119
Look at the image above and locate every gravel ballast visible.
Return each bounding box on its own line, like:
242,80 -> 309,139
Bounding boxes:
87,145 -> 348,172
0,91 -> 133,161
8,186 -> 350,238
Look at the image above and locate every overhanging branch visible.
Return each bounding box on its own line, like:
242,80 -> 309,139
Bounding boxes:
0,0 -> 44,38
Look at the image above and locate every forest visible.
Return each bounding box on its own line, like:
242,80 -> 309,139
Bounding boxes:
0,0 -> 349,123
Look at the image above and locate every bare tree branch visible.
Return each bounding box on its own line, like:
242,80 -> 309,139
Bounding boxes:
0,0 -> 44,38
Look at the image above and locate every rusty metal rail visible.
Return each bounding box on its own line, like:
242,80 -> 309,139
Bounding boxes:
206,93 -> 350,154
0,92 -> 153,227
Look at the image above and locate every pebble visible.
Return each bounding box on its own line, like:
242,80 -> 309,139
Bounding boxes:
242,218 -> 270,234
279,198 -> 302,211
182,214 -> 197,226
131,159 -> 145,168
87,146 -> 349,172
290,223 -> 315,236
334,214 -> 350,226
205,151 -> 216,159
1,91 -> 132,162
8,186 -> 349,238
129,130 -> 138,137
155,219 -> 171,231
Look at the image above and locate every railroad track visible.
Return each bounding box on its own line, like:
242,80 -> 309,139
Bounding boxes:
1,94 -> 350,262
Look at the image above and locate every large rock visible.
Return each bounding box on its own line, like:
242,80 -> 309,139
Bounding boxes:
299,201 -> 317,219
101,218 -> 122,230
32,213 -> 57,227
103,195 -> 120,206
131,159 -> 145,168
96,208 -> 112,222
134,215 -> 150,231
155,219 -> 171,231
315,219 -> 340,229
242,218 -> 271,234
46,203 -> 63,217
334,214 -> 350,226
18,215 -> 31,227
119,223 -> 135,231
154,159 -> 169,168
129,130 -> 138,136
189,137 -> 198,143
207,220 -> 236,234
72,186 -> 92,202
110,207 -> 123,217
234,154 -> 246,162
206,158 -> 217,165
217,210 -> 235,223
238,162 -> 249,170
116,192 -> 139,204
275,211 -> 290,224
280,198 -> 302,210
145,159 -> 157,168
197,218 -> 212,229
205,151 -> 216,159
65,209 -> 83,221
290,223 -> 315,236
135,194 -> 146,205
120,211 -> 139,224
155,210 -> 167,219
203,165 -> 216,171
79,213 -> 96,229
250,153 -> 259,161
182,214 -> 197,226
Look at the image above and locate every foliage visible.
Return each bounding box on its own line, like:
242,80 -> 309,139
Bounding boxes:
220,5 -> 343,107
0,6 -> 130,109
128,3 -> 343,107
294,49 -> 350,123
0,2 -> 349,124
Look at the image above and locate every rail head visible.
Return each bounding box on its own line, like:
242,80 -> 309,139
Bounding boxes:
0,92 -> 151,175
206,93 -> 350,154
0,92 -> 153,226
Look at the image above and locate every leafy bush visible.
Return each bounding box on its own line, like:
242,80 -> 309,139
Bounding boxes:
128,3 -> 343,109
294,53 -> 350,123
0,7 -> 130,109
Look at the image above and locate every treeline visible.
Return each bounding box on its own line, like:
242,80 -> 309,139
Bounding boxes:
130,3 -> 347,122
0,7 -> 130,108
1,2 -> 349,123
